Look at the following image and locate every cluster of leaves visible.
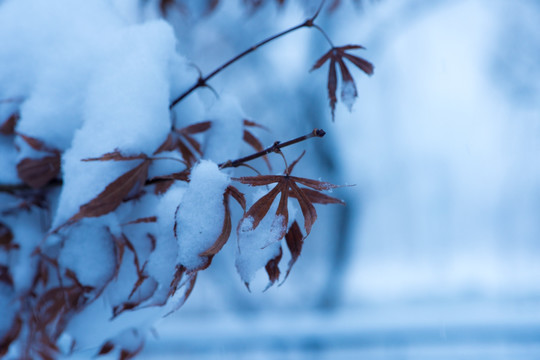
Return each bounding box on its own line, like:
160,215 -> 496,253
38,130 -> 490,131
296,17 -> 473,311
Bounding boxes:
0,1 -> 373,359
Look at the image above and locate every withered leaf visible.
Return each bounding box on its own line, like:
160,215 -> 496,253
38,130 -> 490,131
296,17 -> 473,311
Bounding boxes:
123,216 -> 158,226
0,316 -> 22,357
243,119 -> 271,171
155,121 -> 211,166
0,265 -> 13,287
283,220 -> 303,282
0,222 -> 14,250
149,169 -> 190,195
264,246 -> 283,290
16,155 -> 61,189
68,159 -> 151,223
311,45 -> 374,120
82,151 -> 147,162
166,272 -> 197,316
97,341 -> 114,356
233,153 -> 343,238
35,285 -> 91,328
199,186 -> 245,257
0,112 -> 19,135
17,133 -> 59,154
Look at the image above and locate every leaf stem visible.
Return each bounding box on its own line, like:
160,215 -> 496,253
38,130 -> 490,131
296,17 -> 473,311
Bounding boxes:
219,128 -> 326,169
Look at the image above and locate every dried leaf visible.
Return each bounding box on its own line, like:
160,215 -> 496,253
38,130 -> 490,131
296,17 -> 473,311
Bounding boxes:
291,187 -> 344,205
283,221 -> 303,281
289,181 -> 317,235
311,45 -> 374,119
155,122 -> 211,165
264,246 -> 283,289
0,222 -> 14,250
82,151 -> 147,162
0,316 -> 22,357
0,112 -> 19,135
68,160 -> 150,223
123,216 -> 158,226
243,119 -> 271,171
16,155 -> 61,189
227,185 -> 246,211
0,265 -> 13,287
234,154 -> 343,239
243,130 -> 272,170
97,341 -> 114,356
179,121 -> 211,135
18,133 -> 57,153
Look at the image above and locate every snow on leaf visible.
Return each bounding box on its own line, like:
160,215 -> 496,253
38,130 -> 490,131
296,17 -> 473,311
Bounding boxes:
68,159 -> 151,223
311,45 -> 374,120
199,185 -> 245,257
233,153 -> 343,237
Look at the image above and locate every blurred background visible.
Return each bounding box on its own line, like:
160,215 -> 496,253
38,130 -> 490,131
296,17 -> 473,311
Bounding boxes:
141,0 -> 540,358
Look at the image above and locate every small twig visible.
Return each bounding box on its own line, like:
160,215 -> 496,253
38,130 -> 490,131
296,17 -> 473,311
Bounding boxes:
169,0 -> 327,110
312,24 -> 334,47
219,128 -> 325,169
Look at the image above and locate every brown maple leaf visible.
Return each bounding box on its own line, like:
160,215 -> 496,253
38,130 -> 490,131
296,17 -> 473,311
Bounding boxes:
233,151 -> 344,240
0,112 -> 19,135
16,133 -> 61,189
311,45 -> 374,120
154,121 -> 211,166
199,185 -> 246,258
66,153 -> 151,224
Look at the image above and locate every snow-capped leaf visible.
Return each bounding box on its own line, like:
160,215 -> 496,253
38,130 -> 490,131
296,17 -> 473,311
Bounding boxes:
199,186 -> 245,257
234,153 -> 343,237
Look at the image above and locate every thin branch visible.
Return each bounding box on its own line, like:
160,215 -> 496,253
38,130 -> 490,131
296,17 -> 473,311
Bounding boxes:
312,24 -> 334,47
169,0 -> 327,110
219,128 -> 326,169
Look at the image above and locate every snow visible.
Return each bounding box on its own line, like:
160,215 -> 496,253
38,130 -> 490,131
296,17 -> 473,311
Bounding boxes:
340,80 -> 357,111
203,94 -> 245,164
235,189 -> 286,286
59,221 -> 116,288
175,160 -> 230,270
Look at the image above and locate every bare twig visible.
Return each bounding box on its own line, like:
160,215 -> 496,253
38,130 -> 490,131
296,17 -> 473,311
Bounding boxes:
169,0 -> 328,110
219,128 -> 326,169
